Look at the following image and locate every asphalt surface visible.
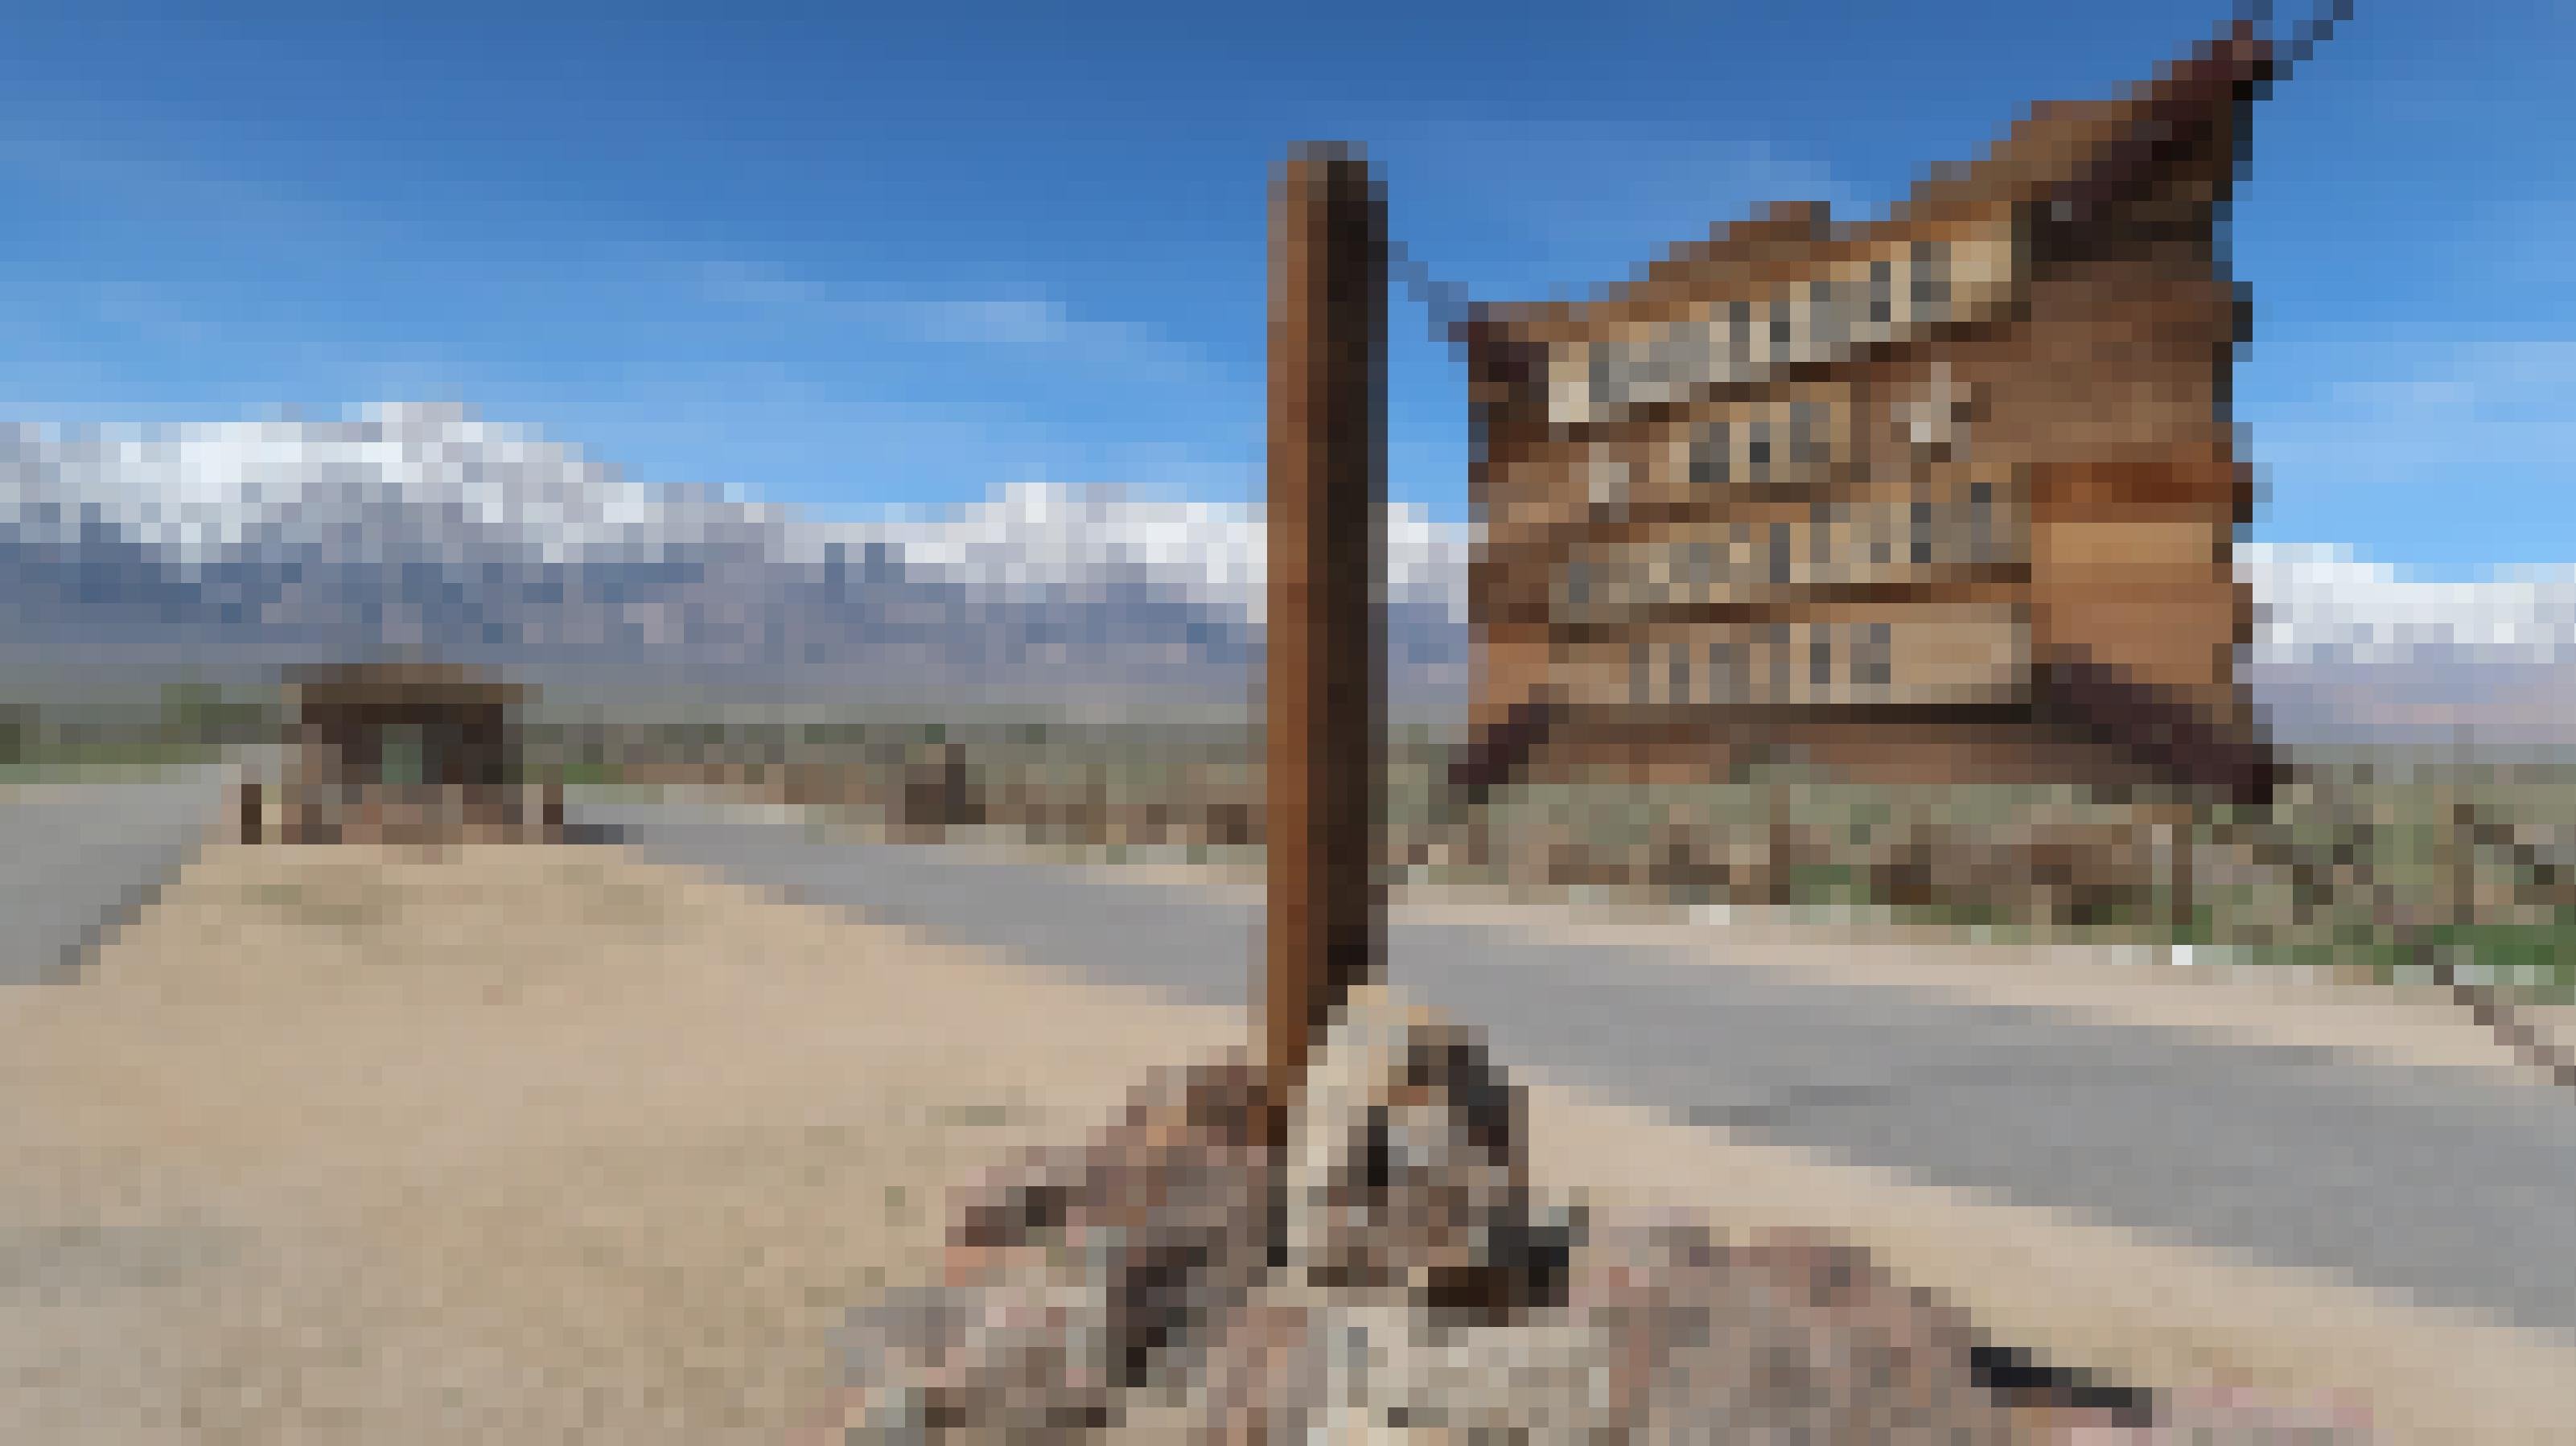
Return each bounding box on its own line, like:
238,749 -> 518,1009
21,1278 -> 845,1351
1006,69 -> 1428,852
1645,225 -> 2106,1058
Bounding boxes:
8,780 -> 2571,1342
578,796 -> 2576,1344
0,767 -> 231,985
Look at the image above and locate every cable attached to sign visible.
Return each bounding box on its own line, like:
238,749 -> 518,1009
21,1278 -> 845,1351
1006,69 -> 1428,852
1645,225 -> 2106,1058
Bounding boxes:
2237,0 -> 2352,79
1389,238 -> 1482,353
1388,6 -> 2341,367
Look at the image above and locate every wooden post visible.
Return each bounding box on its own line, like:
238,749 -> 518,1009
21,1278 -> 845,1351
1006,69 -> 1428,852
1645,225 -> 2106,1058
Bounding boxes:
1263,143 -> 1389,1151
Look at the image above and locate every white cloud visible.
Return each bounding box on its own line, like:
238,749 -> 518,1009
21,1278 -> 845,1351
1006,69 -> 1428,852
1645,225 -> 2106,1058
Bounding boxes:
890,296 -> 1210,382
697,259 -> 829,310
0,102 -> 362,257
2261,339 -> 2576,476
2323,377 -> 2471,410
2324,340 -> 2576,410
693,260 -> 1211,382
1384,119 -> 1861,301
91,281 -> 210,349
906,298 -> 1079,348
1733,134 -> 1861,222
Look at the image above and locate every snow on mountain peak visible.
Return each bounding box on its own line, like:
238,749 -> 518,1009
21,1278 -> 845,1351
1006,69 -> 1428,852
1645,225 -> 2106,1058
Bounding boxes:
841,479 -> 1467,624
2242,542 -> 2576,668
0,404 -> 2568,676
0,405 -> 695,569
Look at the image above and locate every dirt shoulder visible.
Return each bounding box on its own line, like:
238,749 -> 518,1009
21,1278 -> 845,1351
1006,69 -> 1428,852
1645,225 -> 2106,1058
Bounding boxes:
2,840 -> 2567,1444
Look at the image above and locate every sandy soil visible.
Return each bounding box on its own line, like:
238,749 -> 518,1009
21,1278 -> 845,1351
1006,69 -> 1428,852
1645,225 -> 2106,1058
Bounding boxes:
2,842 -> 1232,1444
3,840 -> 2570,1444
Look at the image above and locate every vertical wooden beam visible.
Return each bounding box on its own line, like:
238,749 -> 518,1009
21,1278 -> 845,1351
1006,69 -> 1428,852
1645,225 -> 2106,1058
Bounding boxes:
1264,143 -> 1389,1149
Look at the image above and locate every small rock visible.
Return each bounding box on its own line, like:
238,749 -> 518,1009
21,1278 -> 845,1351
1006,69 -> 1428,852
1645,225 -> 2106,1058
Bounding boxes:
844,1051 -> 1276,1440
1286,983 -> 1541,1325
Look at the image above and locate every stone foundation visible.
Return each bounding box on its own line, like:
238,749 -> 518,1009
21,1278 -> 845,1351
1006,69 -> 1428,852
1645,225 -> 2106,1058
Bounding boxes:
240,779 -> 564,846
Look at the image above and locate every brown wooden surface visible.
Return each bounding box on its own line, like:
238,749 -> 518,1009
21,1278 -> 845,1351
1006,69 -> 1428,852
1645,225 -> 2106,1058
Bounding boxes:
1263,145 -> 1389,1149
1457,26 -> 2273,798
1444,692 -> 1567,811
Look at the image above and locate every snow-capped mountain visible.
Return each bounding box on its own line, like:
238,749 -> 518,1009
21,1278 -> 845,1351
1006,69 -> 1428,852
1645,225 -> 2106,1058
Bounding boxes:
859,476 -> 1469,626
2244,542 -> 2576,671
2242,542 -> 2576,752
2,403 -> 2569,745
0,405 -> 1467,713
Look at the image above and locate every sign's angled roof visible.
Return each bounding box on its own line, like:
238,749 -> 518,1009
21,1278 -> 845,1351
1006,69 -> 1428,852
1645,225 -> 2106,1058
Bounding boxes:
283,659 -> 530,709
1472,23 -> 2278,341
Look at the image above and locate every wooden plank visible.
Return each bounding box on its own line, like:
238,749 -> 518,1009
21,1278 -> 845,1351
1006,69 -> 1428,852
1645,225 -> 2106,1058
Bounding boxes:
1546,216 -> 2027,424
1473,464 -> 2033,626
1263,143 -> 1388,1150
2037,518 -> 2222,573
2028,454 -> 2244,523
1554,495 -> 2027,622
1547,601 -> 2031,711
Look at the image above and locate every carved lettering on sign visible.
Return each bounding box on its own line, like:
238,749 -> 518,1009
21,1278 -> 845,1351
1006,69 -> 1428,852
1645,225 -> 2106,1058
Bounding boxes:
1556,602 -> 2029,709
1549,221 -> 2021,424
1545,474 -> 2026,622
1661,392 -> 1855,496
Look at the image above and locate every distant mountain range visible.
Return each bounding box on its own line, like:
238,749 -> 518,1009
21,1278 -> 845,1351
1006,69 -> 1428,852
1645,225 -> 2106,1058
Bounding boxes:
2,403 -> 2569,748
2242,544 -> 2576,755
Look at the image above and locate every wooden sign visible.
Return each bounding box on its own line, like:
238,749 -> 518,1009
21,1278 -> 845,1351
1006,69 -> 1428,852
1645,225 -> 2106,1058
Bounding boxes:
1450,23 -> 2296,809
1547,468 -> 2029,624
1550,601 -> 2031,710
1477,380 -> 1863,536
1483,355 -> 1994,539
1547,220 -> 2023,425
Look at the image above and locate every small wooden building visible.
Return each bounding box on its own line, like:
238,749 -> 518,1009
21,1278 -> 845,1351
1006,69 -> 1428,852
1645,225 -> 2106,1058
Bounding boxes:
253,660 -> 558,845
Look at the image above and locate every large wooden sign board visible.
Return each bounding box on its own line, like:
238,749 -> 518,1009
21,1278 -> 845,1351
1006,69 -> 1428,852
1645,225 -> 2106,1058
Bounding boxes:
1477,350 -> 2039,717
1455,24 -> 2284,803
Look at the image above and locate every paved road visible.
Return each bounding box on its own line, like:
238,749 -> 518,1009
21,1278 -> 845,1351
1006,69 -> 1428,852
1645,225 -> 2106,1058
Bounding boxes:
0,767 -> 232,985
578,796 -> 2576,1343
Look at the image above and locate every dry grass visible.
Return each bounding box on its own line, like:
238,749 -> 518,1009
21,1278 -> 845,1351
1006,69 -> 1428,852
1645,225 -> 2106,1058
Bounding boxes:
595,716 -> 2576,998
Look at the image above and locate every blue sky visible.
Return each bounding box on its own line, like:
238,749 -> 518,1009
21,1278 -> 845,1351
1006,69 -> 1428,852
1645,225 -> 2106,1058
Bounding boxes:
0,0 -> 2567,580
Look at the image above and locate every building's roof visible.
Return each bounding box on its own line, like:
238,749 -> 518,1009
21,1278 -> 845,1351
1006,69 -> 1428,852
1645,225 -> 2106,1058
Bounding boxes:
1471,23 -> 2276,343
284,659 -> 529,710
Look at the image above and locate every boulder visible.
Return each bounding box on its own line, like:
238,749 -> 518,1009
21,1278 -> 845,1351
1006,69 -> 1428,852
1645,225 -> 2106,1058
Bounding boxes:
1284,982 -> 1545,1325
832,988 -> 2378,1444
837,1050 -> 1277,1440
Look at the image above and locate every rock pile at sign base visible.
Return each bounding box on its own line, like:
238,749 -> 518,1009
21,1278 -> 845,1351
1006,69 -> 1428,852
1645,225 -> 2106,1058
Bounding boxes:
829,984 -> 2376,1444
